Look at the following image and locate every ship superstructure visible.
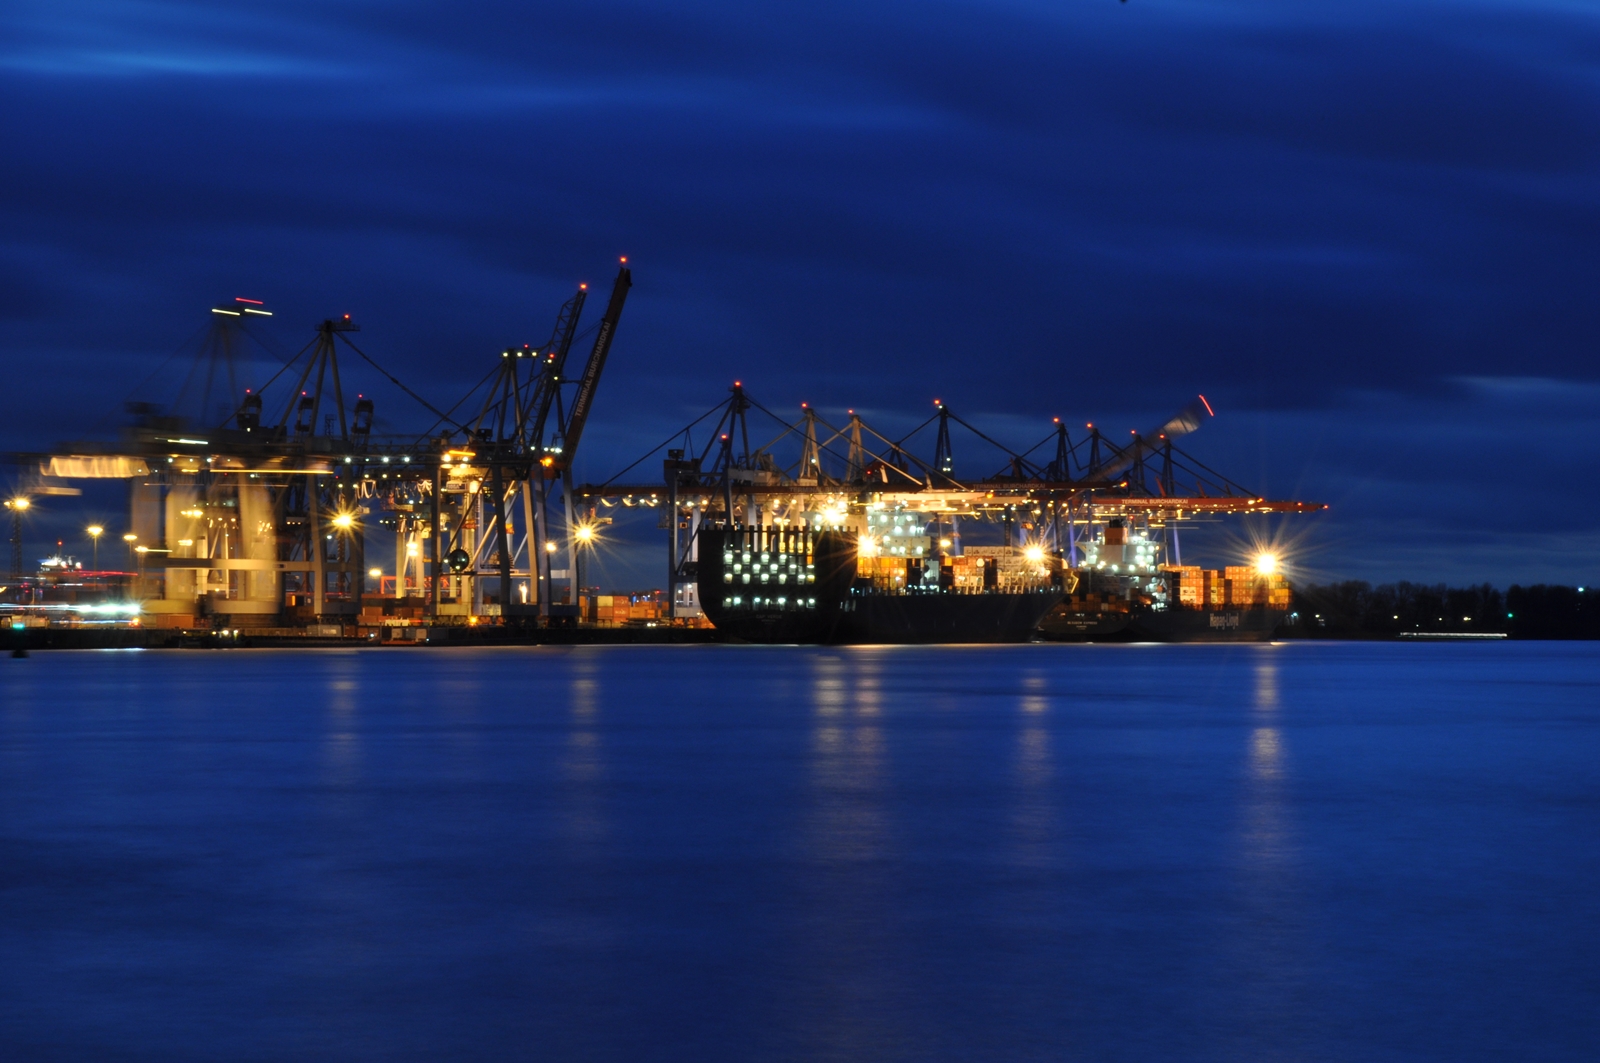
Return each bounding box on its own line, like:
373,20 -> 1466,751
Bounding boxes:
695,507 -> 1064,644
1039,518 -> 1293,642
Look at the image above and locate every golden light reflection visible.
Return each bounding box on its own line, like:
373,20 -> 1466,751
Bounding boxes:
813,656 -> 846,717
1016,726 -> 1052,788
1250,726 -> 1283,782
320,673 -> 361,788
1255,657 -> 1279,712
1240,653 -> 1295,872
807,653 -> 888,864
1009,668 -> 1058,868
566,662 -> 601,780
562,659 -> 607,843
795,651 -> 902,1056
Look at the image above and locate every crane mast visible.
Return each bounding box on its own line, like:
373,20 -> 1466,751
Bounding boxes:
523,285 -> 588,458
552,262 -> 631,471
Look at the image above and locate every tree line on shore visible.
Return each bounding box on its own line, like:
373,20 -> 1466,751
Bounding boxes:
1281,581 -> 1600,639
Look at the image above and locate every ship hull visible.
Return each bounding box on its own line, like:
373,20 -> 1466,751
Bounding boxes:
695,525 -> 1062,645
1038,605 -> 1285,643
705,591 -> 1063,645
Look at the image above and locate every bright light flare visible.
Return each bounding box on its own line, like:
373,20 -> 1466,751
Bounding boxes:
858,535 -> 878,557
574,523 -> 597,544
7,497 -> 29,511
87,525 -> 104,538
331,512 -> 356,530
1255,552 -> 1278,576
1024,545 -> 1046,564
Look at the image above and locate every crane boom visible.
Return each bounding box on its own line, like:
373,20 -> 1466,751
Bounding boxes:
524,285 -> 588,456
1084,395 -> 1212,482
554,263 -> 631,470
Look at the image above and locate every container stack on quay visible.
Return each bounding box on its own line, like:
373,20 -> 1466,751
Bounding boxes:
580,592 -> 708,627
1165,566 -> 1292,609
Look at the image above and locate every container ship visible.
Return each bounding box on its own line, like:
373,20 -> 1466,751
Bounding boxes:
695,512 -> 1064,644
1036,519 -> 1289,642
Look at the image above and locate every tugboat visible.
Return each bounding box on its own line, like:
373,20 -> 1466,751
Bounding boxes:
695,512 -> 1064,644
1037,519 -> 1288,642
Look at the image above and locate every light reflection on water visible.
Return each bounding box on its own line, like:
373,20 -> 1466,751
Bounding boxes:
798,651 -> 903,1057
562,657 -> 607,844
1243,654 -> 1292,864
320,669 -> 361,788
1217,650 -> 1309,1056
807,652 -> 888,863
0,642 -> 1595,1062
1011,668 -> 1056,869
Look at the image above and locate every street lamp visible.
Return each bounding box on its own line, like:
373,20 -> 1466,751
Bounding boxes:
573,522 -> 600,600
87,525 -> 104,570
123,532 -> 137,570
6,496 -> 30,579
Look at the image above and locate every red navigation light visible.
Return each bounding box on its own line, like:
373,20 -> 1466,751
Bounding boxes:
1199,394 -> 1215,416
235,297 -> 264,305
580,283 -> 587,290
343,314 -> 350,320
620,256 -> 627,263
1053,417 -> 1060,423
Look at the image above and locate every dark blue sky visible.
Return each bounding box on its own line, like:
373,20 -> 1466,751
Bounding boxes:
3,0 -> 1597,587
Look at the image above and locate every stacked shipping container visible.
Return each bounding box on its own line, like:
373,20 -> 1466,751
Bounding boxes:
1165,567 -> 1291,608
582,594 -> 667,624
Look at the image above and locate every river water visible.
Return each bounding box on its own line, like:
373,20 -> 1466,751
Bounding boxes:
1,642 -> 1596,1061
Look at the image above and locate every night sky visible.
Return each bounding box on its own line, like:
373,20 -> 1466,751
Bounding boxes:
3,0 -> 1597,589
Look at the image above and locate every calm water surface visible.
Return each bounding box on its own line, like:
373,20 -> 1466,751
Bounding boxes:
1,642 -> 1596,1061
